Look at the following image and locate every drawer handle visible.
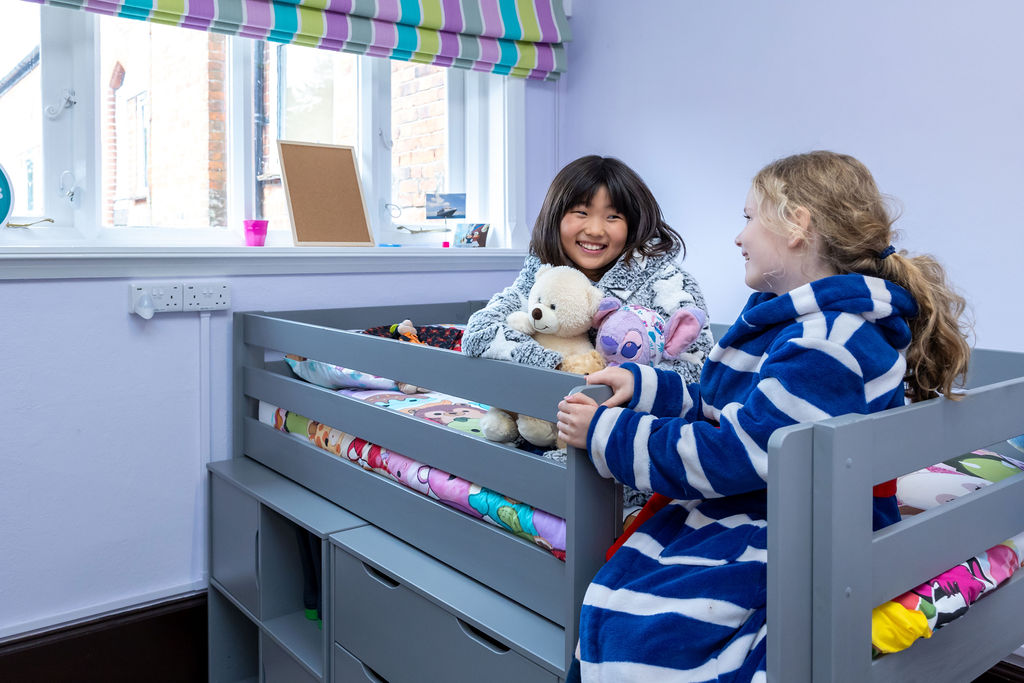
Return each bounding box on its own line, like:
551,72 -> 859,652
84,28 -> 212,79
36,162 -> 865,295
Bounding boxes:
360,662 -> 389,683
362,562 -> 400,588
457,618 -> 511,654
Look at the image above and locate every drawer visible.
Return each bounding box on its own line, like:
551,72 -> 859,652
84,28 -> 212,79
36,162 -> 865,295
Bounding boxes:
333,643 -> 388,683
211,475 -> 260,617
333,547 -> 558,683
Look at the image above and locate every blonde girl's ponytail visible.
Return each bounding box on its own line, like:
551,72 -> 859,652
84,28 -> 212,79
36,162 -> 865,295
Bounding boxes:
752,151 -> 971,401
875,250 -> 970,401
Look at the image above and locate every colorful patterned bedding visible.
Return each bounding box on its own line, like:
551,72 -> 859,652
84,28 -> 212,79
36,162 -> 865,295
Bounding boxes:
258,389 -> 567,560
872,449 -> 1024,655
872,533 -> 1024,655
283,323 -> 464,393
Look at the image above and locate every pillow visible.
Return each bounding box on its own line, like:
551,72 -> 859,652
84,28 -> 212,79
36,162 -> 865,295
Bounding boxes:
944,449 -> 1024,482
897,449 -> 1024,515
896,463 -> 990,514
284,356 -> 399,391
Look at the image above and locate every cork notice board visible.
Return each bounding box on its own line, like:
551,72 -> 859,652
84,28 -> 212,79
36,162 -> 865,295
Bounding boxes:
278,141 -> 374,246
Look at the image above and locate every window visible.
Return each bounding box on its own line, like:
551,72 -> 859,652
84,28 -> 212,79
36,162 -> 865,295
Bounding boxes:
255,43 -> 359,233
99,17 -> 227,229
390,61 -> 449,225
0,0 -> 524,247
0,0 -> 43,219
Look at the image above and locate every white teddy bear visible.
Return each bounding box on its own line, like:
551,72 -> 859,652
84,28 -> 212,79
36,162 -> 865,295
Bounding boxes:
481,265 -> 607,448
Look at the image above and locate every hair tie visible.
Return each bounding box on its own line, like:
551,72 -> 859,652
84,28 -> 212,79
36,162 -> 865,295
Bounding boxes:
878,245 -> 896,260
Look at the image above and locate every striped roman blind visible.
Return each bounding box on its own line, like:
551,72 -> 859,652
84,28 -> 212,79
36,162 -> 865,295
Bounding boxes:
24,0 -> 571,80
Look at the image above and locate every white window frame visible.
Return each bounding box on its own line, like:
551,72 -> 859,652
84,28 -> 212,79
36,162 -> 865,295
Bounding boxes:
2,4 -> 527,250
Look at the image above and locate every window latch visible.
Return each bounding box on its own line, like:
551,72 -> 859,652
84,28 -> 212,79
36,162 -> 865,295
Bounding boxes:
59,170 -> 82,207
45,89 -> 78,120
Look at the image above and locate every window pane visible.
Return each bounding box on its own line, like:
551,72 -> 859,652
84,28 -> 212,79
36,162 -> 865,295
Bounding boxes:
0,0 -> 43,217
256,44 -> 358,232
99,18 -> 228,228
391,62 -> 447,224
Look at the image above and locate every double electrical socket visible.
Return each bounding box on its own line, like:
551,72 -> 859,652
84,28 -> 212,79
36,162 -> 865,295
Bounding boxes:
183,281 -> 231,311
130,280 -> 231,317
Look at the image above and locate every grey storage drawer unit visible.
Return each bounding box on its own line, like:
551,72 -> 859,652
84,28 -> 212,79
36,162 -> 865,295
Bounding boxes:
208,457 -> 366,682
331,525 -> 561,683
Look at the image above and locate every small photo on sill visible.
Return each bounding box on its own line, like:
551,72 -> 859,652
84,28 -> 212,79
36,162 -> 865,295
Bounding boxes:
453,223 -> 489,248
425,193 -> 466,220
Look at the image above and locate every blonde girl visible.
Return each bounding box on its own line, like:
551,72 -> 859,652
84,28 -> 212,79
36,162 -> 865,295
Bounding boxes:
556,151 -> 970,682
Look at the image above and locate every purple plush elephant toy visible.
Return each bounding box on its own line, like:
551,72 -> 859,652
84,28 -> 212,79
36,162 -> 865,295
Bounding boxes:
593,297 -> 706,367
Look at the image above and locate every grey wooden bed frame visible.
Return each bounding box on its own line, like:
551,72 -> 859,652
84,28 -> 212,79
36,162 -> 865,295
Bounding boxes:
232,301 -> 1024,682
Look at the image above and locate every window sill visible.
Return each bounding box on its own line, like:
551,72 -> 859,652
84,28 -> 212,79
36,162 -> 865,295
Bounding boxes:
0,245 -> 528,280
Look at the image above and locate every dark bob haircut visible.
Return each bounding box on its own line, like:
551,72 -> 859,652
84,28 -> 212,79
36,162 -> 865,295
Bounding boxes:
529,155 -> 684,266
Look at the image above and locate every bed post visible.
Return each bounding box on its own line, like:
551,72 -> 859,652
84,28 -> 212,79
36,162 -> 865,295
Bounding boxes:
766,422 -> 815,682
564,384 -> 618,676
232,312 -> 264,460
811,416 -> 875,683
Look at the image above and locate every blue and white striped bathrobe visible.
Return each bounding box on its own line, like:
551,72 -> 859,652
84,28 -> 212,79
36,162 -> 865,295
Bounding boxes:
578,274 -> 916,682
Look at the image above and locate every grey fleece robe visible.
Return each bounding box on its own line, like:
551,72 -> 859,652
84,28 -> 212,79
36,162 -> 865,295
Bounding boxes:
463,248 -> 713,384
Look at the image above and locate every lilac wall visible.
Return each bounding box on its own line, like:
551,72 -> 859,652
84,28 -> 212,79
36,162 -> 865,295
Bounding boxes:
7,0 -> 1024,642
558,0 -> 1024,352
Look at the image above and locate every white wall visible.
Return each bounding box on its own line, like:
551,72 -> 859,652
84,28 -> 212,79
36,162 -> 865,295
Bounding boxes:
0,269 -> 519,639
558,0 -> 1024,352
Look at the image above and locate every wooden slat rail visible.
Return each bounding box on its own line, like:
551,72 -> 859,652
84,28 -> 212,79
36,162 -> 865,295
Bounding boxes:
265,301 -> 486,331
872,473 -> 1024,605
867,377 -> 1024,484
243,313 -> 586,420
244,363 -> 569,518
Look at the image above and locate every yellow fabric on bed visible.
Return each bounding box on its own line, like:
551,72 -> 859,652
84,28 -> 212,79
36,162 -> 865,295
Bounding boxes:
871,600 -> 931,653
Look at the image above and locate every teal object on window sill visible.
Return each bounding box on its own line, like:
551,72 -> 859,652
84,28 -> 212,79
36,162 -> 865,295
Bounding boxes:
0,163 -> 13,228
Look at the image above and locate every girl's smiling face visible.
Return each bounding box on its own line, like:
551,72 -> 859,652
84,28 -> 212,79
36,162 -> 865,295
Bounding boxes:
736,187 -> 835,295
559,185 -> 628,281
736,187 -> 803,295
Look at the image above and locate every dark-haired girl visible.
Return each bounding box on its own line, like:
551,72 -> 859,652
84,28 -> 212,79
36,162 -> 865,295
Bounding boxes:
463,155 -> 712,385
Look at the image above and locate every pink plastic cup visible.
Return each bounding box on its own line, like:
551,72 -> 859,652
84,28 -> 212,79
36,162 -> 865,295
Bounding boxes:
244,219 -> 268,246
